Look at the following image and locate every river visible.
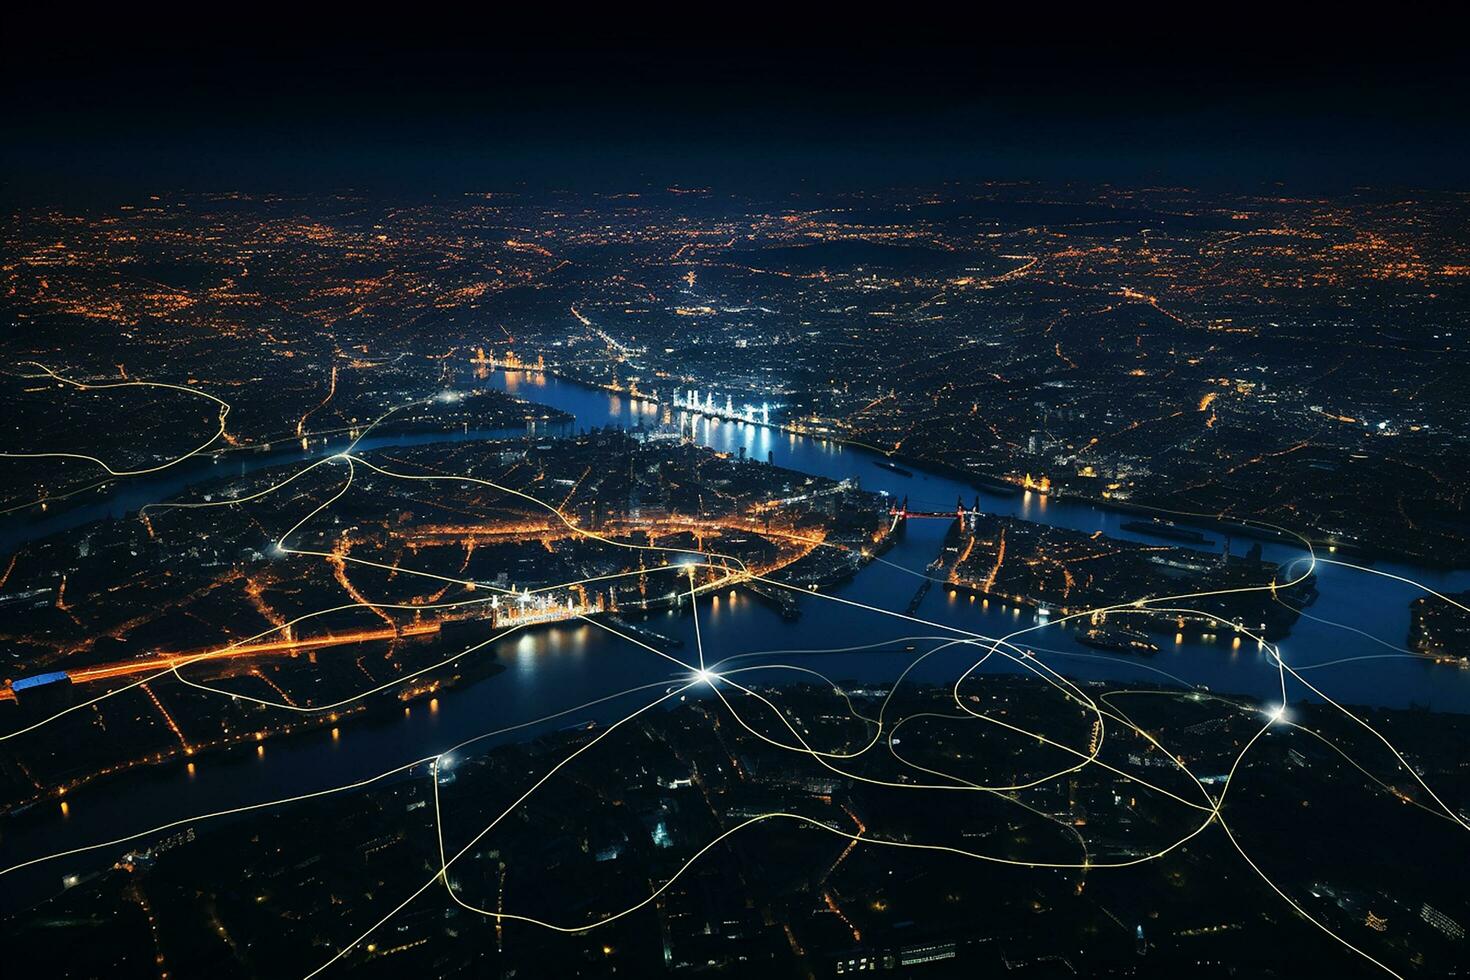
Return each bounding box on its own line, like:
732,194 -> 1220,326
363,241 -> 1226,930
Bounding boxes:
2,368 -> 1467,909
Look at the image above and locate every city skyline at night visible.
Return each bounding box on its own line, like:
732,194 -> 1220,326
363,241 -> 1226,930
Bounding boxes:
2,30 -> 1469,980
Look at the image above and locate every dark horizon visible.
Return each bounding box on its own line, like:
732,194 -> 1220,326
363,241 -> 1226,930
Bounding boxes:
5,28 -> 1470,200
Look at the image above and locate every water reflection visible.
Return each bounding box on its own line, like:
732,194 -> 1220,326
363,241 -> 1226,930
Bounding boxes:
5,363 -> 1468,910
485,367 -> 1470,714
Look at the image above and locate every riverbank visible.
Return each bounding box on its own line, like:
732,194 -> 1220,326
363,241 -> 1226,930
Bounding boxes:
2,365 -> 1467,913
530,363 -> 1458,570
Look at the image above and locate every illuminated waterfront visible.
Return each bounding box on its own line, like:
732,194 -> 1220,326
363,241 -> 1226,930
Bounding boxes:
4,368 -> 1466,913
5,30 -> 1470,975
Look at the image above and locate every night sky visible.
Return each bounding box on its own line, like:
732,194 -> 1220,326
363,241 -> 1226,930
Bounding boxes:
5,22 -> 1468,199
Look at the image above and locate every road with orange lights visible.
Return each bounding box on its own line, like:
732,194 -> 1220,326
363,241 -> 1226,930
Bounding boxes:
2,365 -> 1467,980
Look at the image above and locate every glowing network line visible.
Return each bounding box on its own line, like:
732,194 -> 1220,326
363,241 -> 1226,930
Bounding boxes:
2,370 -> 1465,980
1,362 -> 231,481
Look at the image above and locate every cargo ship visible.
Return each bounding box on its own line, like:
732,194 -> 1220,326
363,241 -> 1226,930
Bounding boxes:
873,460 -> 914,477
1078,627 -> 1160,656
1120,519 -> 1213,546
